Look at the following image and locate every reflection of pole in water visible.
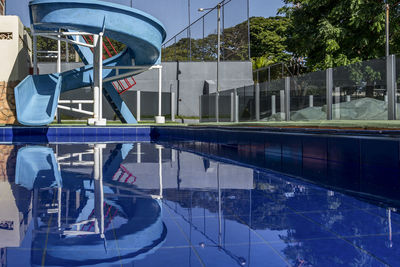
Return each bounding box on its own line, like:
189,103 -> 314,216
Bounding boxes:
156,145 -> 163,199
94,144 -> 105,238
387,208 -> 393,248
137,143 -> 141,163
218,163 -> 222,247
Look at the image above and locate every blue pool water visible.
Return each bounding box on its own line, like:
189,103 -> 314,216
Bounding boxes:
1,141 -> 400,266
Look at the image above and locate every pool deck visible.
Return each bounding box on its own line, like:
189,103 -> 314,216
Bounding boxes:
3,120 -> 400,135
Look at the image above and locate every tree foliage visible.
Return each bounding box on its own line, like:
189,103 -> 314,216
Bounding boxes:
280,0 -> 393,71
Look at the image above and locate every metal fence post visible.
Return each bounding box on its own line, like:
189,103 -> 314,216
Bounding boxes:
136,90 -> 141,122
230,92 -> 235,122
255,83 -> 260,121
285,77 -> 290,121
279,90 -> 285,120
215,93 -> 219,123
171,92 -> 176,122
235,91 -> 239,123
387,54 -> 396,120
199,95 -> 202,122
326,68 -> 333,120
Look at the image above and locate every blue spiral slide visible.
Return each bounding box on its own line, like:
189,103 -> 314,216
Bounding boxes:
14,0 -> 166,126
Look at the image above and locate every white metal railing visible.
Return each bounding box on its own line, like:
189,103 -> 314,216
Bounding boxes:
58,99 -> 94,116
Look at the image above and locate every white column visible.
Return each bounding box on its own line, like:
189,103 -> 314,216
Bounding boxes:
155,66 -> 165,123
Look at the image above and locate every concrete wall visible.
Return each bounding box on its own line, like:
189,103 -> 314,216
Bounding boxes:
39,61 -> 253,118
0,16 -> 32,82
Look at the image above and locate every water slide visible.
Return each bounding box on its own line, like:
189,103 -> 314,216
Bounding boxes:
14,0 -> 166,126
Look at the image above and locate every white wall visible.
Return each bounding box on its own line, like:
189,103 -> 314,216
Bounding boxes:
0,16 -> 32,82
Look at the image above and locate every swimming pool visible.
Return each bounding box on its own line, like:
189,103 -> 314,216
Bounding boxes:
1,127 -> 400,266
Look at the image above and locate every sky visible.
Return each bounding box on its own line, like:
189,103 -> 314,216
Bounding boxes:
7,0 -> 285,40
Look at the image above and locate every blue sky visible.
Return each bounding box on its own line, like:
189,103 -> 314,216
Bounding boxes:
7,0 -> 284,39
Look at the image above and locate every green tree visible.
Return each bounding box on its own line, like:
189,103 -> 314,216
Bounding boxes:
280,0 -> 392,71
250,16 -> 291,68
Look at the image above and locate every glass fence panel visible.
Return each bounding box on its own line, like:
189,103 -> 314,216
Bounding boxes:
237,85 -> 255,121
333,58 -> 387,120
218,90 -> 234,122
290,70 -> 326,121
260,79 -> 285,121
201,94 -> 217,122
395,56 -> 400,119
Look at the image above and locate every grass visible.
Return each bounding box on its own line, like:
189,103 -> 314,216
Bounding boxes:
194,120 -> 400,130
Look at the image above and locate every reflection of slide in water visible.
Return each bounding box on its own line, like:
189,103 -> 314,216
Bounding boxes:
14,145 -> 166,266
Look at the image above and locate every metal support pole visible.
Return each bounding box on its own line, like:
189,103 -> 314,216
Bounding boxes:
235,92 -> 239,123
98,33 -> 104,123
309,95 -> 314,107
155,66 -> 165,123
334,87 -> 340,119
255,83 -> 260,121
387,54 -> 397,120
171,92 -> 176,122
271,95 -> 276,115
217,4 -> 221,93
215,93 -> 219,122
230,92 -> 235,122
285,77 -> 290,121
216,4 -> 221,123
199,95 -> 202,122
280,90 -> 285,120
326,68 -> 333,120
56,30 -> 61,123
136,90 -> 141,122
89,34 -> 100,125
57,29 -> 61,73
386,3 -> 390,57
